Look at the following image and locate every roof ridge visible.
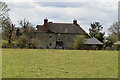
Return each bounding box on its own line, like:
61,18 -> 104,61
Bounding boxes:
48,23 -> 74,24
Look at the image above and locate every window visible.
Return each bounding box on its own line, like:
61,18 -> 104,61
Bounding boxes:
92,45 -> 96,48
58,34 -> 61,36
49,34 -> 52,38
49,43 -> 52,46
65,29 -> 68,33
50,35 -> 52,38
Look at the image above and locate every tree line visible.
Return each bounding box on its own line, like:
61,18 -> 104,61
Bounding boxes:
0,1 -> 120,49
0,1 -> 37,48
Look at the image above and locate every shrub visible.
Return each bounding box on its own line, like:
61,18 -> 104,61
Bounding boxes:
2,40 -> 8,48
30,38 -> 39,48
2,40 -> 16,48
17,35 -> 29,48
74,35 -> 86,49
12,41 -> 19,48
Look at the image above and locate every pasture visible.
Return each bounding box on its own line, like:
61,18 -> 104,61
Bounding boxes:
2,49 -> 118,78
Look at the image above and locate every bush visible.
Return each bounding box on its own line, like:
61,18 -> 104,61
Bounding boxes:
17,35 -> 29,48
113,44 -> 120,50
30,38 -> 39,48
2,40 -> 8,48
74,35 -> 86,49
2,40 -> 17,48
12,41 -> 19,48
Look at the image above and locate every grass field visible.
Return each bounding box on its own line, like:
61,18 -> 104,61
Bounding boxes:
2,49 -> 118,78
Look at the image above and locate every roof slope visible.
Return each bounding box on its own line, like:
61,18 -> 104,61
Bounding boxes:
84,37 -> 103,45
47,23 -> 87,34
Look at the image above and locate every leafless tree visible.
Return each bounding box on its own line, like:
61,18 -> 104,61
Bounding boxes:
0,1 -> 10,29
108,22 -> 120,40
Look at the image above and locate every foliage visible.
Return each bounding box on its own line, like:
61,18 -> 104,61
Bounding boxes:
2,49 -> 118,78
113,44 -> 119,50
95,32 -> 105,42
2,40 -> 19,48
103,40 -> 114,50
74,35 -> 86,49
2,40 -> 8,48
108,22 -> 120,40
13,18 -> 35,48
107,34 -> 118,43
16,27 -> 22,37
103,34 -> 118,50
19,18 -> 35,39
89,22 -> 105,42
103,40 -> 111,47
12,41 -> 19,48
0,1 -> 16,45
2,22 -> 15,44
30,38 -> 39,48
89,22 -> 103,37
17,35 -> 29,48
2,17 -> 35,48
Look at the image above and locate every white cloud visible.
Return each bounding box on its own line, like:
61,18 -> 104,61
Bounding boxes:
2,0 -> 119,2
5,2 -> 118,35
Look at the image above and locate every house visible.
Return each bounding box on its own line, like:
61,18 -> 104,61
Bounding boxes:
83,37 -> 103,50
33,18 -> 87,49
33,18 -> 103,50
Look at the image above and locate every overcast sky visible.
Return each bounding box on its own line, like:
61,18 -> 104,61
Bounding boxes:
2,0 -> 119,35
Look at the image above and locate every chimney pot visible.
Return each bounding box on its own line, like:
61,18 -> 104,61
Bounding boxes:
43,18 -> 48,32
44,18 -> 48,25
73,19 -> 77,25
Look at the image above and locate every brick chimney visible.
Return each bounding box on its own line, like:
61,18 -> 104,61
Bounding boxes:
73,19 -> 79,26
43,18 -> 48,32
44,18 -> 48,25
73,19 -> 77,25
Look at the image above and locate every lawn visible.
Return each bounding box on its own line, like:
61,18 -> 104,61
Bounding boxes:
2,49 -> 118,78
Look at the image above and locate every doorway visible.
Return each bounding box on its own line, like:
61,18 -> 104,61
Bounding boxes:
56,39 -> 63,49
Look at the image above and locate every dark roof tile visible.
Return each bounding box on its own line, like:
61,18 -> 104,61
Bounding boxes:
47,23 -> 87,34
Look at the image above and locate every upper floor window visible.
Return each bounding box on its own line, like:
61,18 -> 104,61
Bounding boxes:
50,34 -> 52,38
50,35 -> 52,38
58,34 -> 61,36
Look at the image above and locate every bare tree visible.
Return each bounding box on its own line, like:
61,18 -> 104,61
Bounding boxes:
19,18 -> 34,37
18,18 -> 35,48
0,1 -> 10,29
0,1 -> 15,45
108,22 -> 120,40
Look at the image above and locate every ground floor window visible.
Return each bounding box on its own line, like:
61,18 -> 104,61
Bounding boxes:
56,40 -> 63,49
49,43 -> 52,46
92,45 -> 97,48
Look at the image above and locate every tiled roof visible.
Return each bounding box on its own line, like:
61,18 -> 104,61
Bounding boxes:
36,25 -> 43,32
84,37 -> 103,45
47,23 -> 87,34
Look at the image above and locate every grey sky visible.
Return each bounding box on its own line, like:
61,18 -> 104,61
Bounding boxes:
2,0 -> 119,35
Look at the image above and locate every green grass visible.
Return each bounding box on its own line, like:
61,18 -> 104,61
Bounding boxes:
2,49 -> 118,78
